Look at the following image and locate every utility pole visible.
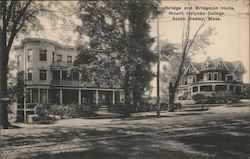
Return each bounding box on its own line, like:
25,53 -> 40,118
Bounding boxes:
156,5 -> 160,117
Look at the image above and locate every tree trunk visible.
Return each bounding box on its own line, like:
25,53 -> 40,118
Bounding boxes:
0,29 -> 10,129
132,89 -> 138,112
168,86 -> 177,111
123,65 -> 131,115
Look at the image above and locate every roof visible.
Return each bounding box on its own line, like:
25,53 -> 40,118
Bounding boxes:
192,62 -> 202,71
14,38 -> 76,51
224,62 -> 235,71
188,57 -> 245,73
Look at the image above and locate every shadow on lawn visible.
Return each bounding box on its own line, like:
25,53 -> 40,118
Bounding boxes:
178,130 -> 250,159
18,136 -> 193,159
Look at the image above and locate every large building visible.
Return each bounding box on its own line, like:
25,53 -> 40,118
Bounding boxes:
176,57 -> 246,103
15,38 -> 124,120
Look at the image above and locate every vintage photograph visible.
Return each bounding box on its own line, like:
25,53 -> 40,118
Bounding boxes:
0,0 -> 249,158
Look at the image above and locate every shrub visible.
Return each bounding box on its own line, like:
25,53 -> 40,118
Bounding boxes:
108,103 -> 132,115
192,92 -> 215,104
35,104 -> 55,122
35,104 -> 50,120
214,91 -> 240,104
192,91 -> 240,104
35,103 -> 99,119
173,103 -> 182,109
136,103 -> 153,112
160,103 -> 169,110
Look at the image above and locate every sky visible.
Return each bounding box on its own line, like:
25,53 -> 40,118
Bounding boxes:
10,0 -> 249,96
149,0 -> 249,96
151,0 -> 249,78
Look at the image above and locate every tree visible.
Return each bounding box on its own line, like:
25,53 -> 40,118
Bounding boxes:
0,1 -> 52,128
7,60 -> 17,104
166,14 -> 215,110
75,0 -> 161,113
160,42 -> 191,103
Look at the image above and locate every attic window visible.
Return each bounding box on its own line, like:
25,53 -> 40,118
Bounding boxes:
204,62 -> 209,69
218,63 -> 223,69
238,65 -> 242,72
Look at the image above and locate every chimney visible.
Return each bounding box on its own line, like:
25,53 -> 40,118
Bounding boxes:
207,56 -> 211,61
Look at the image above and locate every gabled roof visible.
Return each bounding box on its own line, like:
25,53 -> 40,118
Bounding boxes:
210,58 -> 221,67
224,62 -> 235,71
232,61 -> 246,73
188,57 -> 246,74
192,62 -> 202,71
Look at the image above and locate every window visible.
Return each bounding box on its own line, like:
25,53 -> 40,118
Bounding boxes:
182,78 -> 187,85
27,49 -> 33,62
28,69 -> 33,81
236,75 -> 241,81
39,49 -> 47,61
57,54 -> 62,62
39,69 -> 47,80
32,89 -> 38,103
73,71 -> 79,80
40,89 -> 48,103
200,85 -> 212,92
227,75 -> 233,81
67,56 -> 72,64
193,76 -> 196,83
52,52 -> 55,62
238,65 -> 242,72
193,86 -> 198,92
208,73 -> 212,80
26,89 -> 31,103
184,78 -> 188,85
218,72 -> 222,80
229,85 -> 234,91
218,63 -> 223,69
213,73 -> 218,80
62,71 -> 68,80
52,70 -> 60,80
215,85 -> 227,91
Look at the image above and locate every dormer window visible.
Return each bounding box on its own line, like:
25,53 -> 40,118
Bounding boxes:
203,62 -> 209,70
238,65 -> 242,72
218,63 -> 223,69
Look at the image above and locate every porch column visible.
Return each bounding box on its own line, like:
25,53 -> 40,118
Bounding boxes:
79,72 -> 82,85
233,85 -> 236,93
212,84 -> 215,91
59,89 -> 63,104
38,88 -> 40,103
78,90 -> 81,104
95,90 -> 99,104
190,87 -> 193,95
46,89 -> 49,104
112,91 -> 115,104
227,85 -> 230,91
30,88 -> 33,103
198,86 -> 200,92
60,70 -> 62,79
60,70 -> 62,85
